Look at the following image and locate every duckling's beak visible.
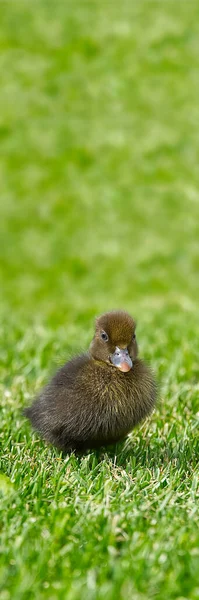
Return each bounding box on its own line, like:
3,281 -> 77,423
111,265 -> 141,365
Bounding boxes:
110,347 -> 133,373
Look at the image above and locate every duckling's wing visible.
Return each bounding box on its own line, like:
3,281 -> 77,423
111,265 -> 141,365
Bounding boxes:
24,353 -> 90,449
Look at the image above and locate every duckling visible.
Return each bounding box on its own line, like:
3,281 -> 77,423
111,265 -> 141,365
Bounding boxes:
24,310 -> 157,451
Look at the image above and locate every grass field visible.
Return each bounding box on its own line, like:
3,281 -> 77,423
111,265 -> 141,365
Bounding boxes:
1,1 -> 199,598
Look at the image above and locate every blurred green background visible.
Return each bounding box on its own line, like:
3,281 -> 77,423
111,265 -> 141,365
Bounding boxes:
1,0 -> 199,328
1,1 -> 199,599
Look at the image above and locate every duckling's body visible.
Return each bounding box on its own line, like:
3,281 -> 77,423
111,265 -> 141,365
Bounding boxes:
24,311 -> 157,451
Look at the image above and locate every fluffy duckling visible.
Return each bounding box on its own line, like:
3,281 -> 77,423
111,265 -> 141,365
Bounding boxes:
24,310 -> 157,451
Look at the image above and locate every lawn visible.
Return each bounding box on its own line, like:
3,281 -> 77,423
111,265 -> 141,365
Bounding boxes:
0,0 -> 199,598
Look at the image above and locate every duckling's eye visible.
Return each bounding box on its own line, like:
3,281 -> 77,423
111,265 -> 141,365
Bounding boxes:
132,333 -> 136,340
101,331 -> 109,342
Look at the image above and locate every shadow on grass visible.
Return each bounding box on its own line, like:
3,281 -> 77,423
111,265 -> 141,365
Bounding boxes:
57,435 -> 191,471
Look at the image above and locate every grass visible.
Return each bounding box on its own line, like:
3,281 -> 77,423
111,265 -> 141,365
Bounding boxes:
0,0 -> 199,598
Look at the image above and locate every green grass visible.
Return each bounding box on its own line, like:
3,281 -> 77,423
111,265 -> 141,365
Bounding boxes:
1,0 -> 199,598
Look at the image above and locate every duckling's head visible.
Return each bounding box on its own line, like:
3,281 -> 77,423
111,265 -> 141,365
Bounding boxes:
90,310 -> 138,373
